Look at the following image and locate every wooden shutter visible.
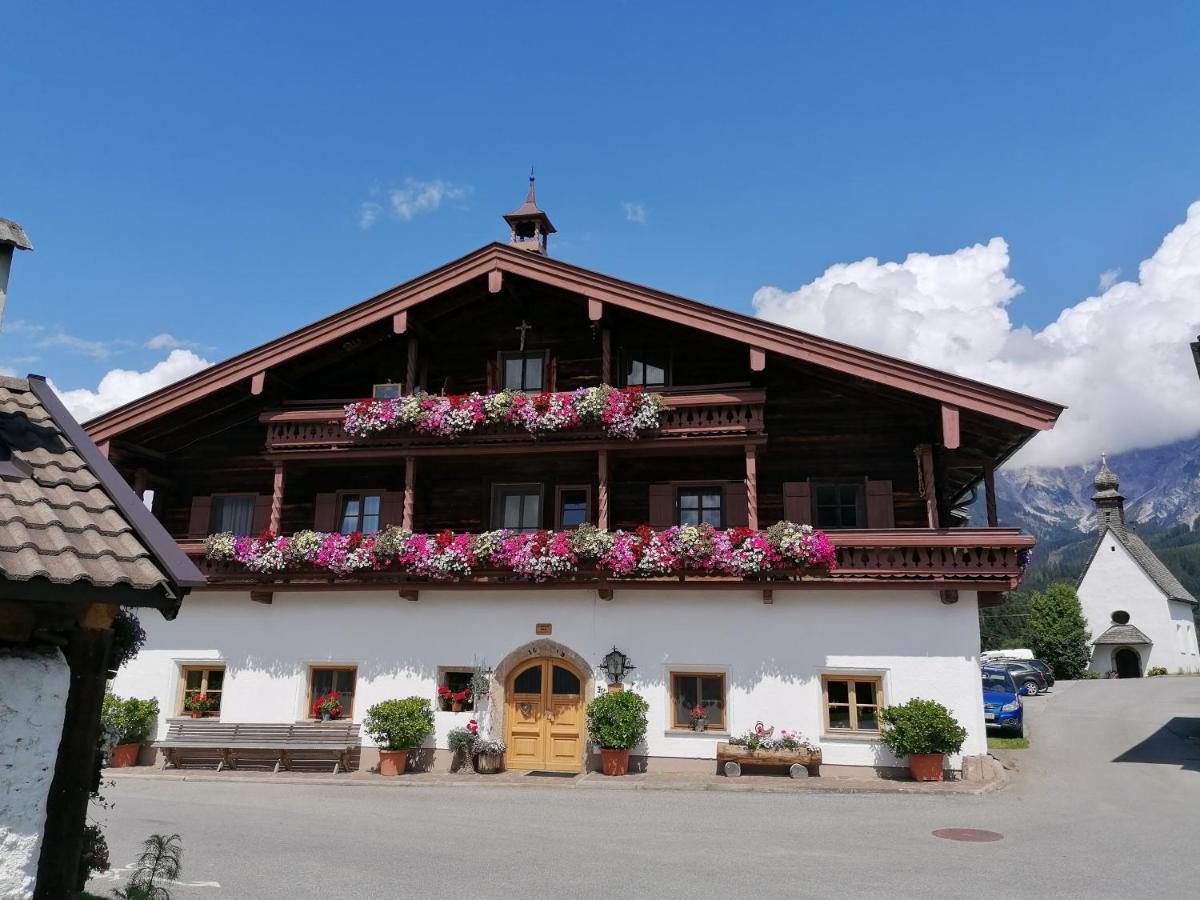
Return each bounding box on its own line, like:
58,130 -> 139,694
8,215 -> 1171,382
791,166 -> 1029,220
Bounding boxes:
379,492 -> 404,529
187,496 -> 213,538
486,359 -> 499,392
724,482 -> 749,528
314,493 -> 338,532
251,496 -> 273,534
648,484 -> 675,528
864,479 -> 895,529
782,482 -> 813,525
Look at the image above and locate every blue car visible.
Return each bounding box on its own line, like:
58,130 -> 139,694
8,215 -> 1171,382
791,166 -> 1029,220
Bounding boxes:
982,666 -> 1024,736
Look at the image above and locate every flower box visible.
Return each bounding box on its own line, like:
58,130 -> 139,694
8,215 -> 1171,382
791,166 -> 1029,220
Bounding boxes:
716,742 -> 822,778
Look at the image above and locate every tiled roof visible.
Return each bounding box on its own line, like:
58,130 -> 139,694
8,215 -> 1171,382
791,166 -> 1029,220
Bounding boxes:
1093,623 -> 1153,645
0,375 -> 203,597
1078,522 -> 1197,607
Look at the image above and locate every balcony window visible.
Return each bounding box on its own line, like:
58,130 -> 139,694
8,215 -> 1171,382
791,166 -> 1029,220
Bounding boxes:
492,483 -> 543,532
624,353 -> 668,388
555,485 -> 591,529
339,493 -> 382,534
501,351 -> 546,392
209,494 -> 255,535
678,487 -> 722,528
813,481 -> 865,529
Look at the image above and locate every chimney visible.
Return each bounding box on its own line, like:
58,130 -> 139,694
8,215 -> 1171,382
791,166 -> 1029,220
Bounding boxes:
0,218 -> 35,328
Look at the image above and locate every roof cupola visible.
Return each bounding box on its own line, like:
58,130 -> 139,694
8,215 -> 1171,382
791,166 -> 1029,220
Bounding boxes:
1091,454 -> 1125,529
503,170 -> 555,256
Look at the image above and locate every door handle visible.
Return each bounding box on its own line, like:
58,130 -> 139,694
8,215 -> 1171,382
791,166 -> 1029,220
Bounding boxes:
545,709 -> 554,721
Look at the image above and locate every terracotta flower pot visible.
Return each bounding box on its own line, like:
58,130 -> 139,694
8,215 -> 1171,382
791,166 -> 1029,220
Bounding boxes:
600,748 -> 630,776
908,752 -> 945,782
188,710 -> 204,719
451,701 -> 463,713
109,743 -> 141,768
378,749 -> 409,776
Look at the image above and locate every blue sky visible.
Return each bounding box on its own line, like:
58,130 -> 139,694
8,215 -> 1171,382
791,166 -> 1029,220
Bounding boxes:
2,3 -> 1199,462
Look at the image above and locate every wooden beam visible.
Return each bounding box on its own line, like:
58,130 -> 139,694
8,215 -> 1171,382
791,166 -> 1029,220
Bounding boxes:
601,328 -> 611,385
403,456 -> 416,530
749,347 -> 766,372
941,403 -> 961,450
392,310 -> 407,334
744,444 -> 758,530
399,588 -> 420,602
405,336 -> 418,390
250,590 -> 273,604
270,463 -> 285,533
597,449 -> 609,530
983,460 -> 998,527
916,444 -> 940,529
487,268 -> 503,293
250,371 -> 266,395
96,440 -> 109,459
588,297 -> 604,322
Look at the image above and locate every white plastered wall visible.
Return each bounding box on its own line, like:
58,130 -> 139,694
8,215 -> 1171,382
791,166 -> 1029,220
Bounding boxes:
1078,531 -> 1200,674
113,588 -> 988,769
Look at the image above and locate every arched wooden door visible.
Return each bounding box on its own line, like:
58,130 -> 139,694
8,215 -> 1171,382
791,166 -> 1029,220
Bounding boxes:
505,657 -> 584,772
1114,647 -> 1142,678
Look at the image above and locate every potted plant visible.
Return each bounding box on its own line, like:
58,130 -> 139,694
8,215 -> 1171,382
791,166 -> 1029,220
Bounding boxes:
447,725 -> 475,771
472,736 -> 507,774
878,698 -> 967,782
689,705 -> 708,732
438,685 -> 472,712
102,693 -> 160,768
312,691 -> 345,721
586,690 -> 649,776
364,697 -> 434,775
183,692 -> 218,718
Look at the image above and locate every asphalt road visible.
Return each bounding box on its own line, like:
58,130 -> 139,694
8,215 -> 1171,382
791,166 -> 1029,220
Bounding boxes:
88,678 -> 1200,899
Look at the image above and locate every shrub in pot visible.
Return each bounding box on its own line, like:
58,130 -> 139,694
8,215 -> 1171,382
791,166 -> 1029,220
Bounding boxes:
878,698 -> 967,782
447,725 -> 475,772
586,690 -> 649,775
101,693 -> 160,768
364,697 -> 434,775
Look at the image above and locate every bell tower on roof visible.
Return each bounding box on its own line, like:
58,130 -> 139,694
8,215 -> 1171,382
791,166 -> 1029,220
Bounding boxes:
1091,454 -> 1126,529
503,171 -> 556,255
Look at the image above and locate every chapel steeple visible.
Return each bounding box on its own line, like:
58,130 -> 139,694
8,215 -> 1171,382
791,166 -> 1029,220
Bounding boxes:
1091,454 -> 1126,529
503,170 -> 556,255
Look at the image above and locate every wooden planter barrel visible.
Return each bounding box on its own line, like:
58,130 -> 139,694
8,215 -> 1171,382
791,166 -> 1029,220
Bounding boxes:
717,743 -> 822,778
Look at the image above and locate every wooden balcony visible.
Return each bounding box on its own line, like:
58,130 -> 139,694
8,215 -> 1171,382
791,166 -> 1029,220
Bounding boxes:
259,388 -> 766,457
178,527 -> 1031,594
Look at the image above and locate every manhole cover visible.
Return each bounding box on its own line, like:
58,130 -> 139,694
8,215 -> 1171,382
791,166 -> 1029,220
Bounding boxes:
932,828 -> 1003,843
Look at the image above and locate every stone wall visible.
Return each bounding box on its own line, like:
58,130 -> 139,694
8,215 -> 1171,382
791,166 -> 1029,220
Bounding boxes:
0,645 -> 70,900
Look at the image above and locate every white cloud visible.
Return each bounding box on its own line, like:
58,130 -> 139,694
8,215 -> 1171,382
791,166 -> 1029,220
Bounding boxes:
623,202 -> 647,225
1098,267 -> 1121,291
360,178 -> 471,229
752,202 -> 1200,467
145,333 -> 197,351
51,349 -> 212,422
36,331 -> 118,360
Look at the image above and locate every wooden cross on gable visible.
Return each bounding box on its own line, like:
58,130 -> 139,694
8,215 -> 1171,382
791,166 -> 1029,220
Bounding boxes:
515,319 -> 532,351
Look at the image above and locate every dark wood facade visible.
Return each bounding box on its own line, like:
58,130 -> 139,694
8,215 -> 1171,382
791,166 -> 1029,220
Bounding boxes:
86,244 -> 1062,592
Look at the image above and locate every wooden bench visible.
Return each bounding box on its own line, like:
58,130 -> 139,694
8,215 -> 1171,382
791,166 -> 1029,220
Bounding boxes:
154,721 -> 361,774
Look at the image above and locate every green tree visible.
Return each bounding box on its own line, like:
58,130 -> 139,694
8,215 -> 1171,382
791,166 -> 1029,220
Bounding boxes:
1026,582 -> 1092,679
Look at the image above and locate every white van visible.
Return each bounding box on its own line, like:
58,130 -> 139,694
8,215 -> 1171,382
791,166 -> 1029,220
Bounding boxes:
980,648 -> 1034,663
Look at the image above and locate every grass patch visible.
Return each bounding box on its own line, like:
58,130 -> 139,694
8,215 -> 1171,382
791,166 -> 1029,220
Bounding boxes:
988,736 -> 1029,750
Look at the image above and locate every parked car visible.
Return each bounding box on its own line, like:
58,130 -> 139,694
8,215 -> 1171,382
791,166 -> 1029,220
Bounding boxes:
1024,659 -> 1055,688
991,661 -> 1047,695
981,667 -> 1023,736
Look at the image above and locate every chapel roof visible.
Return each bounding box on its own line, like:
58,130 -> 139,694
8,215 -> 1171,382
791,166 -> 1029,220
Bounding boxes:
0,375 -> 203,614
1093,623 -> 1154,645
1079,522 -> 1197,607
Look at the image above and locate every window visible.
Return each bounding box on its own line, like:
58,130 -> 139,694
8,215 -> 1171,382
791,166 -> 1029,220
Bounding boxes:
812,481 -> 865,529
179,666 -> 225,716
492,483 -> 542,532
308,667 -> 357,720
670,672 -> 726,730
822,675 -> 883,733
555,485 -> 591,529
1111,610 -> 1130,625
338,493 -> 382,534
438,668 -> 476,711
678,487 -> 722,528
209,495 -> 255,534
500,351 -> 546,391
372,382 -> 404,399
624,353 -> 668,388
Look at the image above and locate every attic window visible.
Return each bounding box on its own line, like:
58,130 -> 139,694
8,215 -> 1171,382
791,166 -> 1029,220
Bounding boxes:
1111,610 -> 1130,625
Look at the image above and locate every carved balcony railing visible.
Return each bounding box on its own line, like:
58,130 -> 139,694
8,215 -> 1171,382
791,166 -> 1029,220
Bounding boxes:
260,388 -> 766,454
178,528 -> 1031,593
